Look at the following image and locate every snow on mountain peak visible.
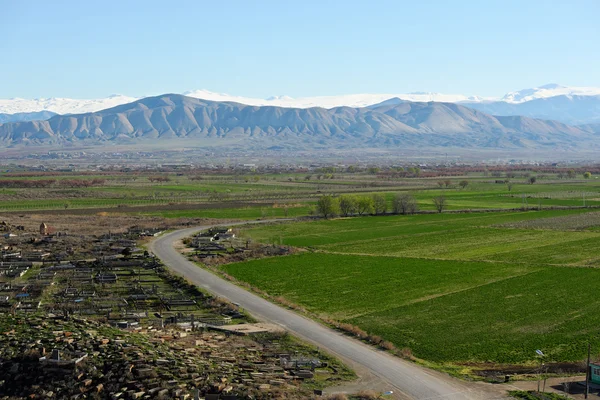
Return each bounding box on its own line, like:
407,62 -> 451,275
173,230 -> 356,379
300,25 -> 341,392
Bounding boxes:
539,83 -> 565,90
501,84 -> 600,103
2,84 -> 600,115
266,95 -> 294,101
0,95 -> 138,115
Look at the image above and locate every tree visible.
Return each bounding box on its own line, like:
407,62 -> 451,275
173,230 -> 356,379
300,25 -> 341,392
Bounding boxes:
316,195 -> 339,219
393,193 -> 418,215
356,196 -> 374,215
444,179 -> 452,188
459,180 -> 469,189
432,195 -> 446,213
506,181 -> 514,192
529,176 -> 537,184
338,195 -> 358,217
372,193 -> 387,215
583,171 -> 592,179
567,169 -> 576,179
437,181 -> 445,188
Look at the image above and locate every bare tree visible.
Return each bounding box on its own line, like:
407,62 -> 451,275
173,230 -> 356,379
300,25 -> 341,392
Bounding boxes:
432,195 -> 446,213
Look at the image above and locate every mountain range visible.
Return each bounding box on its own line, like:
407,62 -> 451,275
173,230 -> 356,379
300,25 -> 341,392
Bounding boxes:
1,84 -> 600,126
0,94 -> 598,152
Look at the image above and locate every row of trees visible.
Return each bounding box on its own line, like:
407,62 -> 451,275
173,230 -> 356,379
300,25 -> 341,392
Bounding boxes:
0,178 -> 106,188
59,178 -> 106,188
317,193 -> 421,218
147,176 -> 172,183
436,180 -> 469,189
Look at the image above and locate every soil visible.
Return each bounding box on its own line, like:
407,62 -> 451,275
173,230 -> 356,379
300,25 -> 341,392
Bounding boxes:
0,212 -> 230,235
2,201 -> 275,215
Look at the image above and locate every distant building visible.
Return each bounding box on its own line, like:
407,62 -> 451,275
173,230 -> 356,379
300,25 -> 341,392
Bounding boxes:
591,363 -> 600,385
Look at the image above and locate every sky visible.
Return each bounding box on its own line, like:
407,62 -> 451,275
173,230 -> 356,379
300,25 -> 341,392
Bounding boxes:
1,0 -> 599,99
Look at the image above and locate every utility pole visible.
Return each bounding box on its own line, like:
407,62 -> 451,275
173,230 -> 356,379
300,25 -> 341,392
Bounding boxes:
586,342 -> 591,399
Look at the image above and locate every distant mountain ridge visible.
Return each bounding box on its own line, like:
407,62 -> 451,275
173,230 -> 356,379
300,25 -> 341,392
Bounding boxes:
0,94 -> 595,151
2,84 -> 600,125
0,111 -> 57,124
461,95 -> 600,125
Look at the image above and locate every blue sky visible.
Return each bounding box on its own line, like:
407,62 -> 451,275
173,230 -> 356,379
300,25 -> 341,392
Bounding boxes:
1,0 -> 599,99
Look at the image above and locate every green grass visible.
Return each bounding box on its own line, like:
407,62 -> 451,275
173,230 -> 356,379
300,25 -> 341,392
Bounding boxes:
3,172 -> 600,213
220,210 -> 600,365
139,205 -> 312,219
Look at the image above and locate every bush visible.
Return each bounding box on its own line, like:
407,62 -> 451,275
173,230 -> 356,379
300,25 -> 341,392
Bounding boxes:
356,390 -> 380,399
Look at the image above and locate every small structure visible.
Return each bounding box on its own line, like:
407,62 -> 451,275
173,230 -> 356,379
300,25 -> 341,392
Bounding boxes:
590,363 -> 600,385
209,227 -> 232,235
216,232 -> 236,241
39,349 -> 88,367
96,273 -> 117,284
40,223 -> 49,235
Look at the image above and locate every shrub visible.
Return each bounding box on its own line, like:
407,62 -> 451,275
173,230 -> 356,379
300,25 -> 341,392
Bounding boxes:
356,390 -> 380,399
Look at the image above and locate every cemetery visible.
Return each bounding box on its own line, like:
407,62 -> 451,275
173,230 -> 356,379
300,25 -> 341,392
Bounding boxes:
0,222 -> 352,399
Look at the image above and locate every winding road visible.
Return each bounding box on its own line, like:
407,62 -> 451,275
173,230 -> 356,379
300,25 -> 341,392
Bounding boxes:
149,221 -> 507,400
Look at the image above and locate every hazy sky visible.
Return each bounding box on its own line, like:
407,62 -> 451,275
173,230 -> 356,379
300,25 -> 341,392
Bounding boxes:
1,0 -> 599,99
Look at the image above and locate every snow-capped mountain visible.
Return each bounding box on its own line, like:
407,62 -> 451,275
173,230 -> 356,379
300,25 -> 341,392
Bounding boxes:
0,93 -> 592,151
1,84 -> 600,125
0,94 -> 138,115
182,89 -> 490,109
500,84 -> 600,103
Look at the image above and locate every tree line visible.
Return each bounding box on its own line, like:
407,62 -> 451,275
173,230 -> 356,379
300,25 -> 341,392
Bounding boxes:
316,193 -> 421,218
0,178 -> 106,188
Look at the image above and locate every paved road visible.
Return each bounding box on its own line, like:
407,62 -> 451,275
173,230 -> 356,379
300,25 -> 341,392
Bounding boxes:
149,222 -> 506,400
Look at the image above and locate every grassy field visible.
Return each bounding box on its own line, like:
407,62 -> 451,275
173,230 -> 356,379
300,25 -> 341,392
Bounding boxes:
220,209 -> 600,365
2,169 -> 600,214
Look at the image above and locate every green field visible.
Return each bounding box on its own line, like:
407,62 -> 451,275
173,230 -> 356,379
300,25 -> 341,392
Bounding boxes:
2,169 -> 600,215
220,209 -> 600,365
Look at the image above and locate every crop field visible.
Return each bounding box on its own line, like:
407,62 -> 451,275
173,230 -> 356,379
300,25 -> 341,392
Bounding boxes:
221,209 -> 600,365
3,167 -> 600,214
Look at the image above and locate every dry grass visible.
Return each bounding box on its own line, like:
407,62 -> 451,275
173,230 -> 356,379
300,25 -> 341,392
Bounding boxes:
0,213 -> 222,235
326,394 -> 349,400
355,390 -> 380,399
